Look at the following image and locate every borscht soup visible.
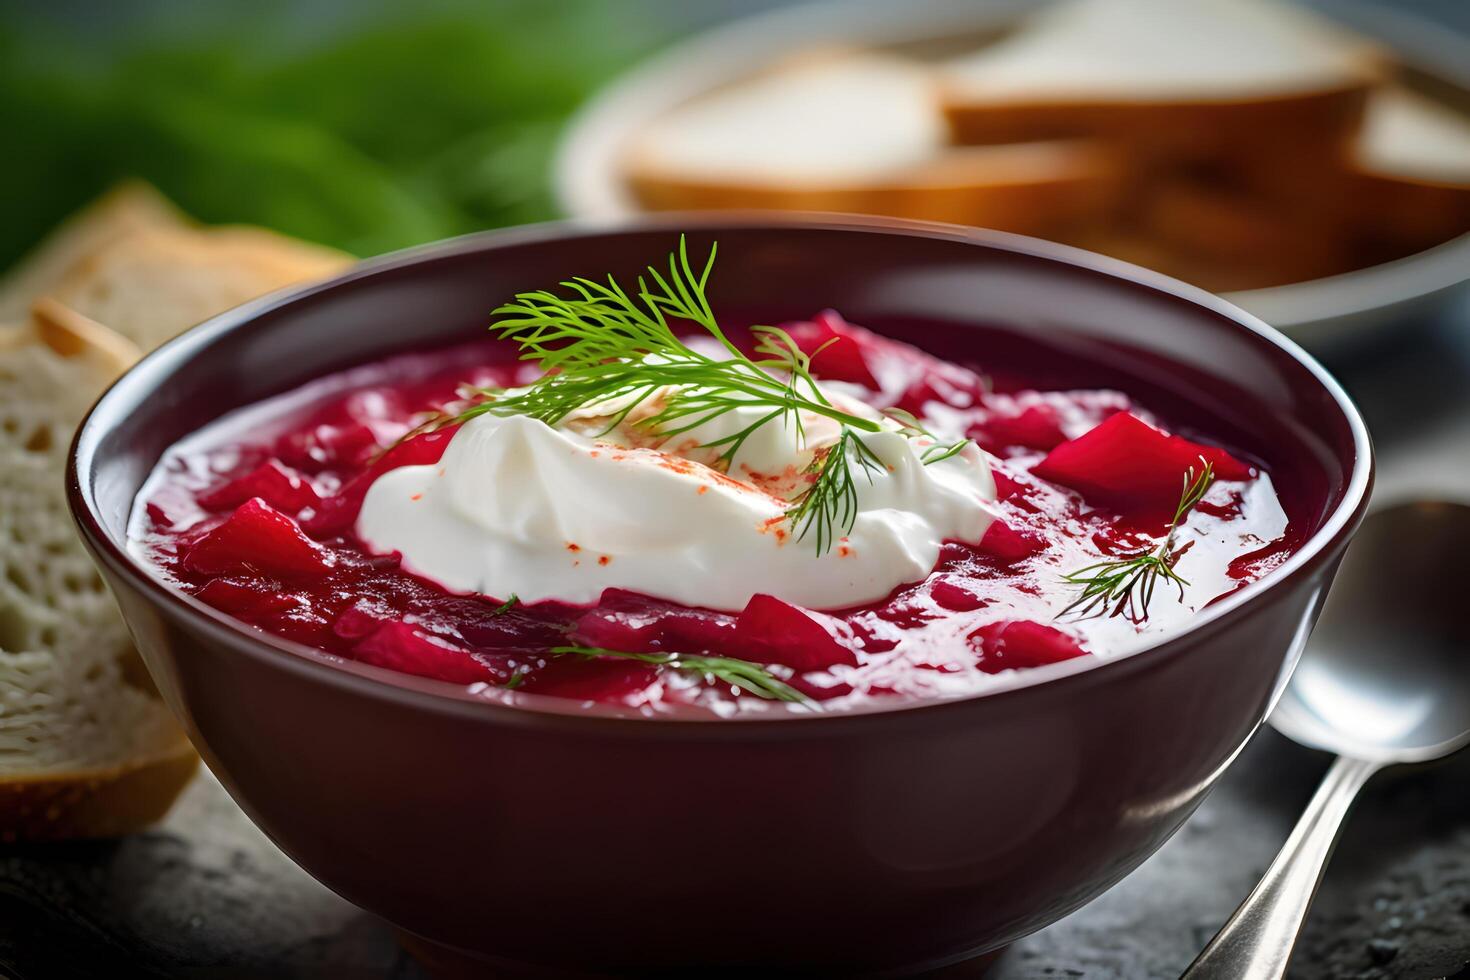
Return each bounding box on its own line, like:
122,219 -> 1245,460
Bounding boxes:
131,239 -> 1303,715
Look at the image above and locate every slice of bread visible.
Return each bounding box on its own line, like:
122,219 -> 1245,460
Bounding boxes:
0,324 -> 196,842
0,184 -> 353,840
50,225 -> 352,352
1352,87 -> 1470,255
623,52 -> 1124,240
0,181 -> 184,323
940,0 -> 1384,163
30,296 -> 143,376
1102,178 -> 1350,291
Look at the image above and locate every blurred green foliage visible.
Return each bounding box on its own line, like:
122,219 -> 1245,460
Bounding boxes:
0,0 -> 665,270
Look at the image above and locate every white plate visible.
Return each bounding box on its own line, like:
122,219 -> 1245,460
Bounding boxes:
554,0 -> 1470,352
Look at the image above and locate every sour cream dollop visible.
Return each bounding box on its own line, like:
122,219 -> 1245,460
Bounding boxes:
356,385 -> 996,611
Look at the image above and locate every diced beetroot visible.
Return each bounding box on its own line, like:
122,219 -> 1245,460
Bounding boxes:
340,387 -> 407,424
896,370 -> 989,415
145,486 -> 199,529
783,673 -> 856,701
572,589 -> 738,655
275,420 -> 380,472
198,460 -> 321,514
1032,413 -> 1252,522
377,425 -> 460,469
781,310 -> 881,389
969,621 -> 1088,673
734,594 -> 858,670
183,498 -> 335,579
353,621 -> 508,685
978,520 -> 1047,561
520,656 -> 659,703
303,427 -> 458,537
332,603 -> 388,641
444,596 -> 568,649
970,404 -> 1068,451
195,578 -> 300,618
930,579 -> 987,612
991,469 -> 1028,503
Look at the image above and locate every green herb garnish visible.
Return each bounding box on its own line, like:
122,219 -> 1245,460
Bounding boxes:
552,645 -> 806,702
882,407 -> 971,464
1060,459 -> 1215,622
424,236 -> 969,554
786,430 -> 885,555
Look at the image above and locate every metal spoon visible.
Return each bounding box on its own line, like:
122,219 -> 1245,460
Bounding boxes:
1183,500 -> 1470,980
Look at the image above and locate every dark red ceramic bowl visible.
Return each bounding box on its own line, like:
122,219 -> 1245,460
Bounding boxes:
69,217 -> 1371,975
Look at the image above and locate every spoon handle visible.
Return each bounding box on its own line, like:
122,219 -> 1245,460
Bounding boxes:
1181,754 -> 1381,980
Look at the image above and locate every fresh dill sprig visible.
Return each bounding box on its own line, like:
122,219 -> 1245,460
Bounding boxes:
489,593 -> 519,615
1060,459 -> 1215,622
551,645 -> 806,702
420,236 -> 969,554
787,430 -> 885,555
882,407 -> 971,464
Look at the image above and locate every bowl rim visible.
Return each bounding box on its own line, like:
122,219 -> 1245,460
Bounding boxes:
68,213 -> 1374,732
550,0 -> 1470,337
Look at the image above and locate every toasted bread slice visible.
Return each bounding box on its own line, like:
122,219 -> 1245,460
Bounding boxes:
941,0 -> 1384,164
1120,178 -> 1350,291
30,296 -> 143,376
624,52 -> 1124,239
0,323 -> 196,842
49,225 -> 352,352
0,182 -> 184,323
0,188 -> 350,840
1352,87 -> 1470,255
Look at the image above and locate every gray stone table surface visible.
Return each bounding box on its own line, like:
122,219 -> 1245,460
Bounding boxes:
3,313 -> 1470,980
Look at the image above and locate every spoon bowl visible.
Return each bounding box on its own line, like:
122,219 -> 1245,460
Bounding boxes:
1272,500 -> 1470,761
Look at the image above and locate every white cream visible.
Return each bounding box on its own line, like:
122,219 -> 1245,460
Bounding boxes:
356,384 -> 996,612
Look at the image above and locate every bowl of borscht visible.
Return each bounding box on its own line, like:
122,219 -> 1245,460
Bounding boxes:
69,216 -> 1372,974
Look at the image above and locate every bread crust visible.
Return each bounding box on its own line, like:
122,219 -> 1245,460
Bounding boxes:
1351,171 -> 1470,259
46,224 -> 352,352
627,142 -> 1126,241
30,296 -> 143,374
0,181 -> 184,322
942,82 -> 1374,165
0,742 -> 198,842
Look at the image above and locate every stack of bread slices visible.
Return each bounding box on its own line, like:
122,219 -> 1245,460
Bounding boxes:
623,0 -> 1470,292
0,183 -> 351,840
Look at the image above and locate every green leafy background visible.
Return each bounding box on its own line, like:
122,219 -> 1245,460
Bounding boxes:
0,0 -> 668,271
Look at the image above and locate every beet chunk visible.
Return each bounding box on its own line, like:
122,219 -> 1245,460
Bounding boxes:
183,498 -> 335,579
781,310 -> 881,389
969,621 -> 1087,673
276,421 -> 379,472
734,594 -> 858,670
195,578 -> 300,618
1031,412 -> 1251,522
353,621 -> 508,685
198,460 -> 320,514
520,657 -> 659,703
332,604 -> 387,641
971,404 -> 1068,451
303,426 -> 458,537
930,579 -> 987,612
573,590 -> 738,655
977,520 -> 1047,561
